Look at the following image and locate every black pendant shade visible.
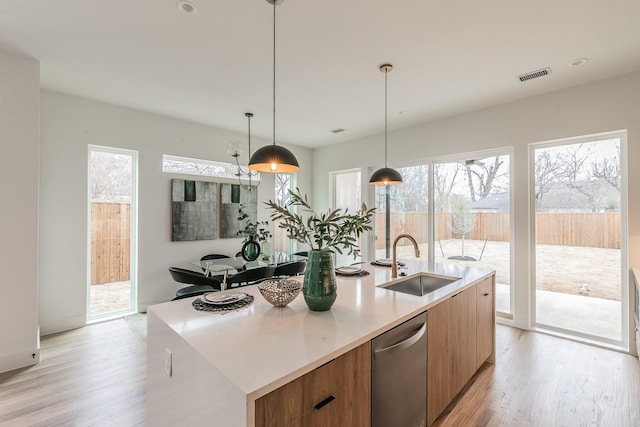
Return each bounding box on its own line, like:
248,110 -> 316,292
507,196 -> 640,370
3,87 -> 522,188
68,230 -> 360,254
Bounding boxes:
248,0 -> 300,174
248,144 -> 300,173
368,167 -> 403,186
369,63 -> 403,186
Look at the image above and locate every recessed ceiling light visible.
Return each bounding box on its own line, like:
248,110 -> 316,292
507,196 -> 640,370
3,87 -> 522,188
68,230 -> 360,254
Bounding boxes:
571,58 -> 589,67
177,1 -> 197,15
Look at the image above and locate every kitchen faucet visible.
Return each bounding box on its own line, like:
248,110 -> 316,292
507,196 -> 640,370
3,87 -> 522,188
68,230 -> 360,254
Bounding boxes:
392,234 -> 421,278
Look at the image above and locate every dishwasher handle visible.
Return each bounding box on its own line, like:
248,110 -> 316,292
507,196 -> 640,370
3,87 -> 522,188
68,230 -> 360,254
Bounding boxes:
374,322 -> 426,356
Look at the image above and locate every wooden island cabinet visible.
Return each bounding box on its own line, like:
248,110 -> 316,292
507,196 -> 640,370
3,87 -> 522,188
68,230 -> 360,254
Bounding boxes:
255,342 -> 370,427
147,261 -> 495,427
427,274 -> 495,425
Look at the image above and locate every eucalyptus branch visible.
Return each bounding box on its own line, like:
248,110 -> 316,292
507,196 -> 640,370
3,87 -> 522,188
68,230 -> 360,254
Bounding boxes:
265,187 -> 375,258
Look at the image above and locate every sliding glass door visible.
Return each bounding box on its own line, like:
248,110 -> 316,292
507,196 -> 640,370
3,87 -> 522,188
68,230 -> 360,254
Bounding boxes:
433,153 -> 512,317
532,133 -> 626,344
87,145 -> 138,320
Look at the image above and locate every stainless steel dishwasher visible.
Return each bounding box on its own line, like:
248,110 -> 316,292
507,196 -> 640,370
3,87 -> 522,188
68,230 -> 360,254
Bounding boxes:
371,312 -> 427,427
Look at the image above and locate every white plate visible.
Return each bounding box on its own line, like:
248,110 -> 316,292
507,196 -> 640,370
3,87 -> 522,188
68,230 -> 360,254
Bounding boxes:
335,266 -> 362,274
374,258 -> 393,267
202,292 -> 247,305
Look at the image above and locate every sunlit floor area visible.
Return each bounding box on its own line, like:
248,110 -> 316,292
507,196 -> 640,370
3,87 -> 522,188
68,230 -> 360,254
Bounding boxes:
2,321 -> 638,426
89,280 -> 132,317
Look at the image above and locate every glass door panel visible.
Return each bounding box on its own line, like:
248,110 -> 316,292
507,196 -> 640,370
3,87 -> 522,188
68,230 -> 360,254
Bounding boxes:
88,146 -> 137,320
433,154 -> 512,316
373,165 -> 429,262
533,137 -> 623,342
333,170 -> 362,266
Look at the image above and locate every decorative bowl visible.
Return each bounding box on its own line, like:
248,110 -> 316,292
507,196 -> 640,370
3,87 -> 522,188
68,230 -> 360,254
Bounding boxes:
257,279 -> 302,307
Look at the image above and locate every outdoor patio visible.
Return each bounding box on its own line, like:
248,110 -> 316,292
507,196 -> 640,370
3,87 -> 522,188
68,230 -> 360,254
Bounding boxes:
388,238 -> 623,341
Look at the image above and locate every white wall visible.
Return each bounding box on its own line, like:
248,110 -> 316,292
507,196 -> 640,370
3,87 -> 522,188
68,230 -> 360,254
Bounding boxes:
313,71 -> 640,348
39,91 -> 312,335
0,51 -> 40,372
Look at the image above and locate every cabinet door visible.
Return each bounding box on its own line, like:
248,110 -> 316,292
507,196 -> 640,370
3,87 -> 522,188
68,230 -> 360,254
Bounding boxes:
428,285 -> 478,426
452,287 -> 477,395
476,276 -> 495,368
427,294 -> 455,426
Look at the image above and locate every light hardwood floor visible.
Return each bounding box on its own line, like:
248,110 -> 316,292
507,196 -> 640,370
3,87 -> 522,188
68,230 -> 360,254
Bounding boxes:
434,326 -> 640,426
1,321 -> 638,426
0,319 -> 146,427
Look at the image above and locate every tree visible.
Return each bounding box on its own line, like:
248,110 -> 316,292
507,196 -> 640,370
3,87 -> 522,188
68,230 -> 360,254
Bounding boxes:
434,163 -> 461,212
90,151 -> 132,201
591,141 -> 621,191
464,156 -> 507,202
556,144 -> 607,211
534,150 -> 561,206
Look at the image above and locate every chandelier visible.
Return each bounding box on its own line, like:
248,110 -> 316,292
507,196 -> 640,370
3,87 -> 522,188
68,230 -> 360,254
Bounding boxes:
227,112 -> 261,191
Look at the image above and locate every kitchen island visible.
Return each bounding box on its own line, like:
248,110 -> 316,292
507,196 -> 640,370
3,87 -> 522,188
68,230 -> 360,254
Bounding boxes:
147,260 -> 495,426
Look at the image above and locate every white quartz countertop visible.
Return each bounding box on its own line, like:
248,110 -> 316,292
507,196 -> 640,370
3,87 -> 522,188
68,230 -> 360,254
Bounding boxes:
148,260 -> 493,401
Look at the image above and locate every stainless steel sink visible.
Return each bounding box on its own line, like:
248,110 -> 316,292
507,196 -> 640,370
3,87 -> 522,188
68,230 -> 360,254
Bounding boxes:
379,273 -> 460,296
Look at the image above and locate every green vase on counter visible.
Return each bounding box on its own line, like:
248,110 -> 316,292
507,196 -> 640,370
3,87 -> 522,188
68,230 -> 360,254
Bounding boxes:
303,250 -> 337,311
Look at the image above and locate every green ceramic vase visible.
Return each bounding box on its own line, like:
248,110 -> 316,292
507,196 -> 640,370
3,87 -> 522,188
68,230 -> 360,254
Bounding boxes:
303,250 -> 337,311
241,236 -> 261,262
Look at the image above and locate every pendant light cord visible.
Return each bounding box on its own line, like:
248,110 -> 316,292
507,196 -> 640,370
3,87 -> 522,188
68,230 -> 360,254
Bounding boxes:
247,113 -> 252,156
384,67 -> 388,168
272,1 -> 277,147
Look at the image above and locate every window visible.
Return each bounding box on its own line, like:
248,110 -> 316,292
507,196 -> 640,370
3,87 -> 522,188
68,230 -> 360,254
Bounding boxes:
373,165 -> 429,260
274,173 -> 296,253
332,169 -> 362,266
88,145 -> 138,321
163,154 -> 257,180
531,131 -> 627,345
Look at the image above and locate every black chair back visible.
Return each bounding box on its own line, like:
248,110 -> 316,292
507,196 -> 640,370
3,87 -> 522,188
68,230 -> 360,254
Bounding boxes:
169,267 -> 221,288
201,254 -> 231,262
169,267 -> 223,300
273,260 -> 307,278
200,254 -> 232,273
226,265 -> 276,288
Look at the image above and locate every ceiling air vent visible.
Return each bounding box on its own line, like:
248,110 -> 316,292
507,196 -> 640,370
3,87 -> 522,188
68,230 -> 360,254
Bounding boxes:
516,67 -> 552,82
330,128 -> 345,134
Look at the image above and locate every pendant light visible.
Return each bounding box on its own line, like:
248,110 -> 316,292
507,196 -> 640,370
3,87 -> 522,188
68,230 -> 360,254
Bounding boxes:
369,64 -> 403,185
228,113 -> 261,191
248,0 -> 300,173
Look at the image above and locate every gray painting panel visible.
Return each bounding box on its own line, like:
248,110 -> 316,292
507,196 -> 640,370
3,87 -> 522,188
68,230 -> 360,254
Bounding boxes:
171,179 -> 218,241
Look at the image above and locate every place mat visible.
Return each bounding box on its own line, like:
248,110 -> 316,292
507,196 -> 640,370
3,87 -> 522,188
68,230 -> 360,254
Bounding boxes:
192,293 -> 254,313
370,259 -> 406,268
335,267 -> 370,277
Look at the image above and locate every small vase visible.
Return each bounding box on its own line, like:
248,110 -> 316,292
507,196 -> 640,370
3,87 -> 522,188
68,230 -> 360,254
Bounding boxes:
261,240 -> 272,261
241,236 -> 261,262
303,250 -> 337,311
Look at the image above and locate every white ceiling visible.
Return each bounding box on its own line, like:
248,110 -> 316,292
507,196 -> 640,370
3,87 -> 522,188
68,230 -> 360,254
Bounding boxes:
1,0 -> 639,148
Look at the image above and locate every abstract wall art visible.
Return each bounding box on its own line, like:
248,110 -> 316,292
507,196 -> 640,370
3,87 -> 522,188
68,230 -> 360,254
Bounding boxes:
171,179 -> 218,241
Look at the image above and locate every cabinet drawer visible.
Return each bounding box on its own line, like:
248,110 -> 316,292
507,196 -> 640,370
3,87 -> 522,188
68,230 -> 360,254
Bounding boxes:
255,342 -> 370,427
287,373 -> 371,427
476,276 -> 493,298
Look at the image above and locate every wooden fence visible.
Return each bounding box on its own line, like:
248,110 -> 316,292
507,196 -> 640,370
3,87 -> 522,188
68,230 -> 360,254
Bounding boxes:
91,201 -> 130,285
90,202 -> 621,283
375,212 -> 620,250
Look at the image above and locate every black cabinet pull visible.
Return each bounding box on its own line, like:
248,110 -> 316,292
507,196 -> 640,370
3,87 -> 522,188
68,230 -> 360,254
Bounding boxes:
314,395 -> 335,410
483,292 -> 490,296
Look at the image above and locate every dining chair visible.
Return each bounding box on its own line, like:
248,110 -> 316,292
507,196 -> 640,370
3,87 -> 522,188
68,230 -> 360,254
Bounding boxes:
200,254 -> 232,274
225,265 -> 276,288
273,260 -> 307,278
169,267 -> 222,300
